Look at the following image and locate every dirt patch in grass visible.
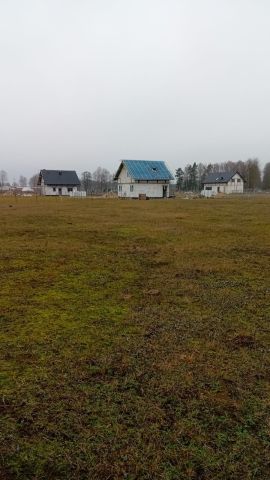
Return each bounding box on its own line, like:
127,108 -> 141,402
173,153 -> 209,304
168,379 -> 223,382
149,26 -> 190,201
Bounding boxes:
229,334 -> 257,349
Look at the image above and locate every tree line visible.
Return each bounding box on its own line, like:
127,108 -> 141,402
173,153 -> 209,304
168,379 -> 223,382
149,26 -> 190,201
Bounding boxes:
175,159 -> 270,191
80,168 -> 116,195
0,170 -> 28,188
0,168 -> 116,194
2,160 -> 270,193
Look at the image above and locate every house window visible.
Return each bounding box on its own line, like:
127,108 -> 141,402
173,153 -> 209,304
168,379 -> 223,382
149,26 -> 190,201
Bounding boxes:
130,185 -> 134,192
237,179 -> 241,183
53,187 -> 56,192
68,187 -> 73,192
118,185 -> 122,192
231,179 -> 235,182
205,186 -> 212,190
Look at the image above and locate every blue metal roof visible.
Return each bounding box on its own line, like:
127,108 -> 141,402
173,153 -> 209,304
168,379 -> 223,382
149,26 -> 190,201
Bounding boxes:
114,160 -> 174,181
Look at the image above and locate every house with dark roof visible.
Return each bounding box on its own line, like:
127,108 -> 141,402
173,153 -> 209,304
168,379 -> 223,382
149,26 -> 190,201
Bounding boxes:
202,171 -> 245,197
38,170 -> 81,196
114,160 -> 174,198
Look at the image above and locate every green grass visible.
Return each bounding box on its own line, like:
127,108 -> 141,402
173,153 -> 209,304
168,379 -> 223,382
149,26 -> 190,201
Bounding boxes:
1,195 -> 270,479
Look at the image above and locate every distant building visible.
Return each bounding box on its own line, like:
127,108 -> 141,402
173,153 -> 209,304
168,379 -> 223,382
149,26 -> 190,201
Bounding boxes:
38,170 -> 81,196
21,186 -> 34,196
114,160 -> 174,199
202,171 -> 245,197
0,185 -> 11,194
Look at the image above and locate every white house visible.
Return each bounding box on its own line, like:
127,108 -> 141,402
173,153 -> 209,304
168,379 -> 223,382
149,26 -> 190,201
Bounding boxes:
38,170 -> 81,196
114,160 -> 174,199
202,171 -> 245,197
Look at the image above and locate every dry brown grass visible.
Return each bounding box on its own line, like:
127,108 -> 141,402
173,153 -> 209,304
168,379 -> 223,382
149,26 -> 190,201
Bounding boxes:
1,195 -> 270,479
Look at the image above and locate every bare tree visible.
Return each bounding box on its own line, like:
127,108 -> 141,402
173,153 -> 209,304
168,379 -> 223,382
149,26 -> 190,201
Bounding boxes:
29,173 -> 39,188
92,167 -> 113,193
262,162 -> 270,190
19,175 -> 27,187
246,158 -> 261,190
197,163 -> 207,190
81,171 -> 92,195
0,170 -> 8,188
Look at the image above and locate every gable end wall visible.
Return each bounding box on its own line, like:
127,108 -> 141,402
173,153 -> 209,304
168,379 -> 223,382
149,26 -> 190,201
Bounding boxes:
203,173 -> 244,196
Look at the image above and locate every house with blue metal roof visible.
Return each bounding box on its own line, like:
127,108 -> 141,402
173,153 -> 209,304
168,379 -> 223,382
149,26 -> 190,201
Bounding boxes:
202,171 -> 244,197
114,160 -> 174,198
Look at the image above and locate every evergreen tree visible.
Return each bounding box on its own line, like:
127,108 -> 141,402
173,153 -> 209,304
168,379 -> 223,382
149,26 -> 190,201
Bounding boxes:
183,165 -> 192,191
175,168 -> 184,191
190,163 -> 198,190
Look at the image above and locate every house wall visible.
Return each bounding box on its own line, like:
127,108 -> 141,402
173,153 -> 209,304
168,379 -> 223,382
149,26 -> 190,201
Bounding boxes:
202,173 -> 244,197
117,165 -> 170,198
41,182 -> 78,196
118,165 -> 131,184
225,173 -> 244,194
118,182 -> 170,198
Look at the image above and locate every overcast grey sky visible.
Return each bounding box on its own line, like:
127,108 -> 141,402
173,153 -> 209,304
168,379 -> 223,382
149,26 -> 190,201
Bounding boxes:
1,0 -> 270,180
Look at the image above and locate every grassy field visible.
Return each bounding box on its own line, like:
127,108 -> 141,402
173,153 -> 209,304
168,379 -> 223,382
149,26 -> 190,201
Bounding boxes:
1,195 -> 270,479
